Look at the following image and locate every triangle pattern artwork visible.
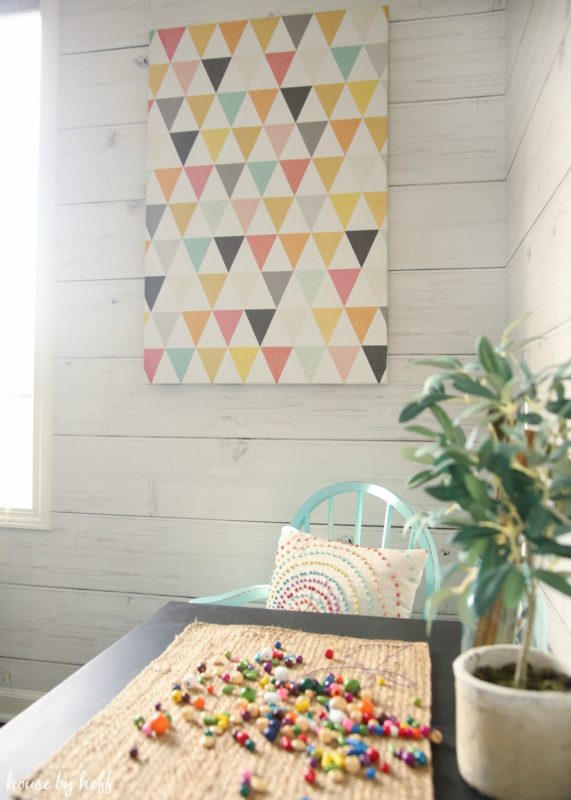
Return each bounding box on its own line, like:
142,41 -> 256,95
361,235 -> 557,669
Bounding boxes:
145,6 -> 389,383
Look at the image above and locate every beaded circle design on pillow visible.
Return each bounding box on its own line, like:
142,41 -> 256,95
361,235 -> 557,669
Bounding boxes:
267,526 -> 428,617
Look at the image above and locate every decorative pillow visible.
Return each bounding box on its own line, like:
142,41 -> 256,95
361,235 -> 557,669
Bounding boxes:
266,526 -> 428,618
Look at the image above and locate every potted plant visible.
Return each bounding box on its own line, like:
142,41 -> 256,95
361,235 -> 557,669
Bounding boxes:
399,327 -> 571,800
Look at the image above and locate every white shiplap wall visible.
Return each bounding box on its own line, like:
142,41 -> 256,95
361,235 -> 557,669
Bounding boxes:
0,0 -> 506,694
506,0 -> 571,662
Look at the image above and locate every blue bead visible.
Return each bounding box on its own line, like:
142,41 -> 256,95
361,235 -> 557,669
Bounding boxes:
366,768 -> 376,780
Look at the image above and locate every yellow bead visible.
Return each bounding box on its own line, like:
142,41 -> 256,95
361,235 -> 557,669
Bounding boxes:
201,735 -> 215,749
332,753 -> 345,767
171,689 -> 183,704
322,754 -> 334,768
260,676 -> 270,688
377,676 -> 386,686
217,717 -> 229,730
295,698 -> 310,713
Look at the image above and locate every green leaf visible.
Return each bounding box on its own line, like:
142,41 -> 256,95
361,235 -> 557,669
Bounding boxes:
546,398 -> 571,418
405,425 -> 440,439
474,564 -> 511,616
426,484 -> 466,501
534,570 -> 571,598
478,336 -> 502,376
430,404 -> 455,439
452,526 -> 497,545
464,474 -> 491,507
401,446 -> 435,465
415,356 -> 463,370
503,568 -> 527,610
407,469 -> 436,489
452,374 -> 496,399
525,505 -> 551,540
399,393 -> 450,423
532,539 -> 571,559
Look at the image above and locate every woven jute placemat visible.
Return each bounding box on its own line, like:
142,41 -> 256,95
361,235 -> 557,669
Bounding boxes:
13,622 -> 434,800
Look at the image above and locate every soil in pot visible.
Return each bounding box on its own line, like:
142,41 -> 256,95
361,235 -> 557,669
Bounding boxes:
474,662 -> 571,692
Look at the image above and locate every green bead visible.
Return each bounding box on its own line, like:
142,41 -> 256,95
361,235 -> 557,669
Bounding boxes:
240,687 -> 256,702
133,716 -> 145,729
359,724 -> 368,736
222,685 -> 235,695
324,721 -> 335,730
317,695 -> 329,705
344,678 -> 360,694
293,725 -> 301,735
413,697 -> 422,708
336,734 -> 346,745
272,658 -> 279,666
203,715 -> 218,726
244,670 -> 259,681
225,650 -> 232,659
239,784 -> 251,797
245,739 -> 256,751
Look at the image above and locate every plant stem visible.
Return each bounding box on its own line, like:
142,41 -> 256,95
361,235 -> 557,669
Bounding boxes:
514,571 -> 536,690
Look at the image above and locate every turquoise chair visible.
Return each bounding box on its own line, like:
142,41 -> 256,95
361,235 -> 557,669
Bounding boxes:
189,481 -> 441,617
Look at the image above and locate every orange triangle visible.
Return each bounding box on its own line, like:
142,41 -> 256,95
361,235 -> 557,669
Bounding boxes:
331,119 -> 361,153
313,157 -> 343,192
233,126 -> 262,160
364,191 -> 387,227
155,168 -> 182,201
188,23 -> 216,57
330,193 -> 360,227
346,307 -> 378,343
315,10 -> 346,45
314,83 -> 344,118
230,347 -> 259,382
149,63 -> 169,97
312,308 -> 343,344
183,311 -> 210,344
199,274 -> 226,307
170,202 -> 197,236
312,232 -> 343,267
264,197 -> 293,231
187,94 -> 214,128
219,19 -> 248,53
364,117 -> 388,151
279,233 -> 309,268
202,128 -> 230,162
249,88 -> 278,123
198,347 -> 226,381
251,17 -> 280,51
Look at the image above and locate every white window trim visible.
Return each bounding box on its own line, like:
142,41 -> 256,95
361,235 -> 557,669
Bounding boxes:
3,0 -> 58,530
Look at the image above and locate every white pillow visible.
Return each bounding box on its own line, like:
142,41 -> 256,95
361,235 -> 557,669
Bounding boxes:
266,526 -> 427,618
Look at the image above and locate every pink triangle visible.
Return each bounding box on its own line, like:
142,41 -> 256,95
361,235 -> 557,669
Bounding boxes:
144,348 -> 164,383
265,51 -> 295,86
262,347 -> 292,383
214,310 -> 243,345
148,99 -> 155,113
158,27 -> 186,61
232,198 -> 260,233
280,159 -> 310,194
185,165 -> 213,200
247,234 -> 277,269
266,124 -> 295,158
329,346 -> 360,382
329,269 -> 360,304
172,60 -> 200,93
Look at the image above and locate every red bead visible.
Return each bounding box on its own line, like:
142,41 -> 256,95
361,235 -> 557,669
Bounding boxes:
207,684 -> 215,694
367,747 -> 380,764
303,768 -> 316,784
281,736 -> 293,752
324,649 -> 334,660
235,731 -> 249,745
381,762 -> 390,775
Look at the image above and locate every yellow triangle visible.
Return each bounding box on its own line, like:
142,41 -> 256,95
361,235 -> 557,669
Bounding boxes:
280,233 -> 310,268
264,197 -> 293,231
202,128 -> 230,162
233,126 -> 262,160
364,116 -> 388,151
149,63 -> 169,97
198,347 -> 226,382
250,88 -> 279,123
348,80 -> 379,115
312,308 -> 343,344
155,168 -> 182,201
230,347 -> 259,382
187,94 -> 215,128
170,202 -> 197,236
314,83 -> 344,118
330,193 -> 361,228
199,274 -> 226,308
188,23 -> 216,57
250,17 -> 280,51
313,157 -> 343,192
312,232 -> 343,267
315,10 -> 346,45
364,192 -> 387,227
144,311 -> 150,325
346,307 -> 377,343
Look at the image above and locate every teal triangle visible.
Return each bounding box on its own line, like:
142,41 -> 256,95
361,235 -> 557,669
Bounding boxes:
248,161 -> 278,196
331,46 -> 361,80
201,200 -> 227,234
296,347 -> 325,382
149,30 -> 156,42
296,271 -> 325,305
218,91 -> 247,125
167,348 -> 194,382
184,237 -> 212,271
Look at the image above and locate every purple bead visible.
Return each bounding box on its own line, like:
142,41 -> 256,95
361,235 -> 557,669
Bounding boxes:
309,757 -> 319,769
360,754 -> 371,767
296,655 -> 303,664
154,702 -> 162,711
403,752 -> 417,767
344,692 -> 354,703
263,661 -> 273,673
241,710 -> 251,721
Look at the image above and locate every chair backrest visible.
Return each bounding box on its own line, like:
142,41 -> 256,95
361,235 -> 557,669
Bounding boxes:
290,481 -> 441,602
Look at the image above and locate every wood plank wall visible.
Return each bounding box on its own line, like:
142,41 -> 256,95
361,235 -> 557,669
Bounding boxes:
0,0 -> 506,694
506,0 -> 571,662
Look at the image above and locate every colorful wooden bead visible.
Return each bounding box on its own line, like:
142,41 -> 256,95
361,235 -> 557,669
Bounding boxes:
324,649 -> 334,660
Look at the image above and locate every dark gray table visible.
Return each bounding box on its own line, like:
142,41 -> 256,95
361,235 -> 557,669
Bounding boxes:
0,603 -> 484,799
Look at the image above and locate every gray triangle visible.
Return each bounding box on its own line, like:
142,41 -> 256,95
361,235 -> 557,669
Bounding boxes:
363,345 -> 387,383
216,163 -> 245,198
153,312 -> 180,345
154,240 -> 180,272
245,309 -> 276,345
297,195 -> 326,229
365,43 -> 388,77
262,271 -> 292,306
380,306 -> 389,325
145,276 -> 165,311
297,121 -> 327,156
214,236 -> 244,271
283,13 -> 312,48
156,97 -> 184,131
171,130 -> 198,165
146,205 -> 166,238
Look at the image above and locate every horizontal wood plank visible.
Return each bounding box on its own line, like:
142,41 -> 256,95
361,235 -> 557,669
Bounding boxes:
0,659 -> 78,694
507,20 -> 571,259
53,269 -> 505,359
60,0 -> 506,54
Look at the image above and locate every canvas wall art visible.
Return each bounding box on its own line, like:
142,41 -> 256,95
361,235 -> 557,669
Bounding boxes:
144,7 -> 388,384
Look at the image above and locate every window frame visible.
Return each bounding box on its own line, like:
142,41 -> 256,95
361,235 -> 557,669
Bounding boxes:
1,0 -> 57,530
